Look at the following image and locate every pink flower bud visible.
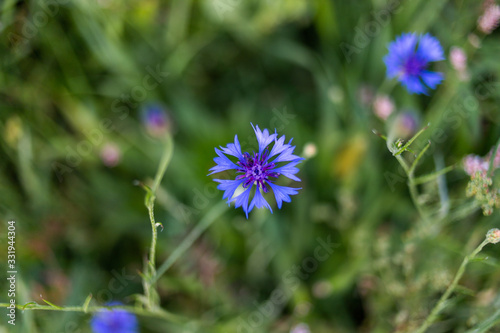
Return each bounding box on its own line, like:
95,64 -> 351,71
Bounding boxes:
373,95 -> 395,121
100,143 -> 121,167
486,228 -> 500,244
478,2 -> 500,34
450,47 -> 469,81
463,154 -> 489,176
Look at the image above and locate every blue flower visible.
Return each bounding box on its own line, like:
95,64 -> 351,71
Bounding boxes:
90,302 -> 138,333
384,33 -> 445,95
141,103 -> 170,137
209,124 -> 303,218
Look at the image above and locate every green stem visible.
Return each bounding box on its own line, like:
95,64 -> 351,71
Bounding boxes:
409,141 -> 431,177
148,202 -> 157,276
0,303 -> 186,323
142,134 -> 174,309
151,135 -> 174,195
408,176 -> 427,223
376,78 -> 398,96
393,153 -> 428,223
388,123 -> 432,223
413,165 -> 455,185
152,201 -> 228,284
415,238 -> 490,333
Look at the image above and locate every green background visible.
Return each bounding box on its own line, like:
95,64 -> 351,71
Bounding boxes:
1,0 -> 500,332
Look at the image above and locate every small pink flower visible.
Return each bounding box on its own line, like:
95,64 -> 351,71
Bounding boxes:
486,228 -> 500,244
463,154 -> 489,176
450,47 -> 469,81
478,2 -> 500,34
373,95 -> 395,121
100,143 -> 121,167
290,323 -> 311,333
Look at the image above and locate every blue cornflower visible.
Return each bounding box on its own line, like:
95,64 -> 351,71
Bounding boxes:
209,124 -> 303,218
90,302 -> 138,333
141,103 -> 170,137
384,33 -> 445,95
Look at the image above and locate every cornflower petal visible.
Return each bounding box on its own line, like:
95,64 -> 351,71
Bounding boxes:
251,123 -> 277,154
270,159 -> 303,182
417,33 -> 445,62
249,187 -> 273,213
208,148 -> 239,175
419,70 -> 444,90
232,186 -> 253,218
272,142 -> 302,163
389,33 -> 418,60
220,135 -> 243,159
214,179 -> 245,203
268,135 -> 288,159
400,75 -> 428,95
268,183 -> 300,209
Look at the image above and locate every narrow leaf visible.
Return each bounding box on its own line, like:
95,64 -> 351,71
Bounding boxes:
465,309 -> 500,333
413,165 -> 455,185
42,299 -> 63,309
83,294 -> 92,313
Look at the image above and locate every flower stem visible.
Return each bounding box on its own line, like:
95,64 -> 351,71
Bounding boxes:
148,203 -> 157,274
142,134 -> 174,309
393,153 -> 429,223
415,238 -> 490,333
0,303 -> 187,324
387,126 -> 431,223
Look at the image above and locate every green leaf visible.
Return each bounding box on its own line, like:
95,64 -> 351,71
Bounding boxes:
454,285 -> 475,296
42,299 -> 63,310
21,302 -> 37,310
469,256 -> 489,263
372,129 -> 387,141
413,165 -> 456,185
464,309 -> 500,333
83,294 -> 92,313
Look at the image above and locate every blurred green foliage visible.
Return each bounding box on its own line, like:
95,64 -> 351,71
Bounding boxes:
1,0 -> 500,332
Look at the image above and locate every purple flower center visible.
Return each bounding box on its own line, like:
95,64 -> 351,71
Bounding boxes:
403,55 -> 427,76
236,151 -> 279,192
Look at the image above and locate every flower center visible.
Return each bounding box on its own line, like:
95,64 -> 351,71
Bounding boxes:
236,151 -> 278,191
403,55 -> 426,76
252,164 -> 262,177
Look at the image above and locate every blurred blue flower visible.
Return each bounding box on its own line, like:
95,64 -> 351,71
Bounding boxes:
141,103 -> 170,137
209,124 -> 303,218
90,302 -> 138,333
384,33 -> 445,95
